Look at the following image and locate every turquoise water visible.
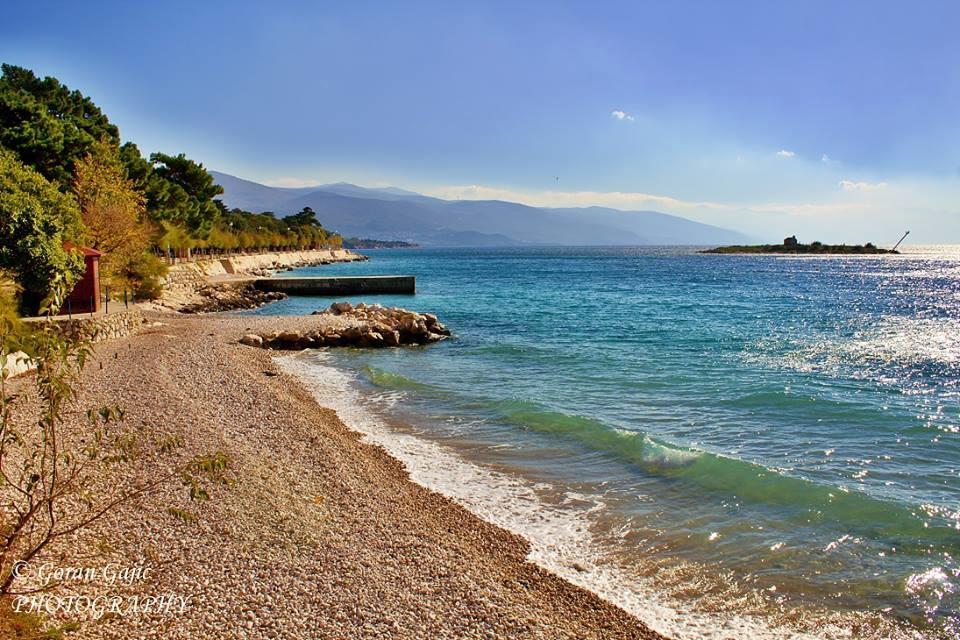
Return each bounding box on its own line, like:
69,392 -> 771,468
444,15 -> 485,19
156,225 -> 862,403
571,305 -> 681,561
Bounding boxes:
249,246 -> 960,638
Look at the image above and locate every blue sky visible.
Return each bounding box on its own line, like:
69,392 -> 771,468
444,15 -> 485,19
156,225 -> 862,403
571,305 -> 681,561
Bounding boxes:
3,1 -> 959,242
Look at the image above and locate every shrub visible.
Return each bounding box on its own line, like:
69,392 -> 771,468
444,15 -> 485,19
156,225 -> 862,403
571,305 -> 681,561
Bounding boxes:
118,251 -> 167,300
0,148 -> 83,314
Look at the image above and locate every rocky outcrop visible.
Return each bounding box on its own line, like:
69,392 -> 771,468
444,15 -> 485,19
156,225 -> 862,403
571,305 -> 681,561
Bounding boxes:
179,283 -> 287,314
242,303 -> 451,350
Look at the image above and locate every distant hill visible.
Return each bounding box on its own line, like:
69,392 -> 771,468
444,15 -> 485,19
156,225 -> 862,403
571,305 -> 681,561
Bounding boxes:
342,238 -> 419,249
210,171 -> 749,247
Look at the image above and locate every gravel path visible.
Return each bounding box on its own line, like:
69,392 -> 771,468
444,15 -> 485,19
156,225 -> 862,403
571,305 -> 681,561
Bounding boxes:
9,313 -> 666,640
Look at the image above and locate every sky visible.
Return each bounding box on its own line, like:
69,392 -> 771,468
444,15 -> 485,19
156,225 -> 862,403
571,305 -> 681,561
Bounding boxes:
2,1 -> 959,242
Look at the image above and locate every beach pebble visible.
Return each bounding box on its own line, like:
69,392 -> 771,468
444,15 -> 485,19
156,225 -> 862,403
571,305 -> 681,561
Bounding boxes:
239,334 -> 264,347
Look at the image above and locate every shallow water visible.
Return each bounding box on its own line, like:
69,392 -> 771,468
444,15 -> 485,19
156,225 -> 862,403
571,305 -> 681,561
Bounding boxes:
250,246 -> 960,638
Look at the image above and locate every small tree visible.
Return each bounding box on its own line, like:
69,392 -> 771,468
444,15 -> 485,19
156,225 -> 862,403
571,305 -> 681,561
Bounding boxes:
0,64 -> 120,187
73,140 -> 150,284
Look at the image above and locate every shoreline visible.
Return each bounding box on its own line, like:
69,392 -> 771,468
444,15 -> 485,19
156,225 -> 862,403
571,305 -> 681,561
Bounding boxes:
279,350 -> 836,640
9,313 -> 666,639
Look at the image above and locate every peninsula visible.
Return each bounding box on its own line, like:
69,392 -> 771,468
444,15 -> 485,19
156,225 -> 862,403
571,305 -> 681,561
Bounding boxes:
702,236 -> 899,255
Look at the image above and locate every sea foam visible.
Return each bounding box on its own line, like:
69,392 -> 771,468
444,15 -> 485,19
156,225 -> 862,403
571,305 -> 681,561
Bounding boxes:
278,351 -> 845,640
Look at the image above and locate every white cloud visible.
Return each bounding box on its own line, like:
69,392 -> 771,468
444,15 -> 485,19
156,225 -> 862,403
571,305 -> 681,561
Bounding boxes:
416,177 -> 960,242
821,153 -> 830,163
611,110 -> 634,121
839,179 -> 888,192
776,149 -> 796,158
425,184 -> 729,212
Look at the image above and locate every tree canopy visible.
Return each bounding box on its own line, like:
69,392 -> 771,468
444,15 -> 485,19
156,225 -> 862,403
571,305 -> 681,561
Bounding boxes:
286,206 -> 321,228
0,63 -> 343,310
73,140 -> 161,294
0,147 -> 84,312
0,64 -> 119,187
145,152 -> 223,237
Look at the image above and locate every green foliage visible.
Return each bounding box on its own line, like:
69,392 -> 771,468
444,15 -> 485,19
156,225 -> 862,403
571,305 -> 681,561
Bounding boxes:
202,206 -> 334,252
156,220 -> 194,252
73,140 -> 151,289
146,153 -> 223,237
0,288 -> 22,356
155,434 -> 184,454
118,142 -> 153,192
0,64 -> 119,187
120,145 -> 229,244
0,147 -> 83,314
182,452 -> 232,502
0,597 -> 79,639
119,251 -> 167,300
342,237 -> 417,249
285,206 -> 321,228
0,62 -> 344,303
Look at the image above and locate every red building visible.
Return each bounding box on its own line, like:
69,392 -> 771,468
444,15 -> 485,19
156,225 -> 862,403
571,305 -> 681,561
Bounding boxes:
64,243 -> 102,314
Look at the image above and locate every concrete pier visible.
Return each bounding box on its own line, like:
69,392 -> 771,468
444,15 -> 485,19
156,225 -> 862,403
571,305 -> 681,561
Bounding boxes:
253,276 -> 415,296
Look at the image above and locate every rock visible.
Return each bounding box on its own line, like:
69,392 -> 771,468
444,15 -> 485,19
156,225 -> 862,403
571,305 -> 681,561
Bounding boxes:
276,330 -> 301,344
244,305 -> 449,351
359,331 -> 384,347
239,334 -> 264,347
180,283 -> 289,314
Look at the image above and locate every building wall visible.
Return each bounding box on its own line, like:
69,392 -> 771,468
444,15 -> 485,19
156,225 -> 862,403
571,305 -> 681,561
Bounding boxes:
66,255 -> 101,313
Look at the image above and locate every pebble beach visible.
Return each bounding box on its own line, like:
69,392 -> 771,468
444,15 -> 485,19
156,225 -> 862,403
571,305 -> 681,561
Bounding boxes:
7,312 -> 665,639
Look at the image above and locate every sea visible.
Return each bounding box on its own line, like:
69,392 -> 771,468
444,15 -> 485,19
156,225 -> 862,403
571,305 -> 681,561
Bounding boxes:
246,246 -> 960,639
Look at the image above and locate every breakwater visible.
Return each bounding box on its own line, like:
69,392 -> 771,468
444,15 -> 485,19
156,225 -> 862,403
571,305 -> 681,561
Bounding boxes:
253,275 -> 415,296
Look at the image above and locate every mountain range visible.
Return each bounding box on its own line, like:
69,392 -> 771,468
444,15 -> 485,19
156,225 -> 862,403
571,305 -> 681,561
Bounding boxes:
211,171 -> 749,247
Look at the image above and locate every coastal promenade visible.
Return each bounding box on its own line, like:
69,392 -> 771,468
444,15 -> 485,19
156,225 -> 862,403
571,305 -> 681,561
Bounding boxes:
153,248 -> 371,312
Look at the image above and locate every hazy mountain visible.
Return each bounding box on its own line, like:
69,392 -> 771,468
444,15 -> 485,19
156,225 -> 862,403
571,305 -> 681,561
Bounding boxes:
547,207 -> 749,245
210,171 -> 749,247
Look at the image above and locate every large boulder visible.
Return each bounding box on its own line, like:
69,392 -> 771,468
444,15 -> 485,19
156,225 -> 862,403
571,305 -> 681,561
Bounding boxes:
328,301 -> 353,315
276,330 -> 301,344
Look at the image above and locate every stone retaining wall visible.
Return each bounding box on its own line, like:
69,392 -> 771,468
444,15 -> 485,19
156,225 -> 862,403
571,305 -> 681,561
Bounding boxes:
44,308 -> 146,344
9,309 -> 146,378
165,249 -> 365,283
157,249 -> 367,311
